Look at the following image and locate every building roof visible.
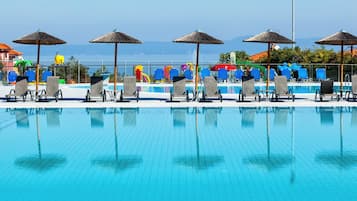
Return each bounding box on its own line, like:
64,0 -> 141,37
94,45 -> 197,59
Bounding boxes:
0,43 -> 12,51
250,51 -> 268,61
0,42 -> 22,56
8,49 -> 22,56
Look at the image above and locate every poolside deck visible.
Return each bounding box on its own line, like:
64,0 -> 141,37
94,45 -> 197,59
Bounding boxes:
1,83 -> 356,108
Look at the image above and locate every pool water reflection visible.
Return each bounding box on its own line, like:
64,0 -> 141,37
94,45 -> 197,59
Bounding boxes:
0,107 -> 357,201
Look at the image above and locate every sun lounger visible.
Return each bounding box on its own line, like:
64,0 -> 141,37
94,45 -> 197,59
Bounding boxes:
200,68 -> 211,81
298,68 -> 308,81
24,70 -> 36,82
184,70 -> 193,81
238,77 -> 260,102
250,68 -> 261,81
7,71 -> 17,83
42,70 -> 53,82
266,68 -> 277,81
169,76 -> 189,102
200,76 -> 222,102
169,69 -> 179,81
6,76 -> 32,102
347,75 -> 357,101
119,76 -> 139,102
315,80 -> 340,101
316,68 -> 326,81
153,68 -> 164,82
218,69 -> 228,82
272,76 -> 295,101
85,76 -> 106,102
38,76 -> 63,102
281,68 -> 291,80
235,69 -> 244,81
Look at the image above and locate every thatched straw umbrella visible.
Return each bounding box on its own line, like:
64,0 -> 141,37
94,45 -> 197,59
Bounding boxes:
244,30 -> 294,95
316,30 -> 357,94
13,31 -> 66,94
174,31 -> 223,100
90,30 -> 142,97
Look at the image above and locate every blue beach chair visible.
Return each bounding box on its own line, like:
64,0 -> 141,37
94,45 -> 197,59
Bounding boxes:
169,69 -> 179,81
265,68 -> 277,81
8,71 -> 17,83
218,69 -> 228,82
42,70 -> 53,82
281,68 -> 291,80
25,70 -> 36,82
201,68 -> 210,81
235,69 -> 244,81
184,70 -> 193,80
250,68 -> 261,81
316,68 -> 326,81
298,68 -> 308,81
153,69 -> 164,82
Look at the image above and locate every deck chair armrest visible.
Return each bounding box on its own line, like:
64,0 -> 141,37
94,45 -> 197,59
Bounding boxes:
58,89 -> 63,99
38,89 -> 46,96
8,89 -> 16,95
288,89 -> 293,95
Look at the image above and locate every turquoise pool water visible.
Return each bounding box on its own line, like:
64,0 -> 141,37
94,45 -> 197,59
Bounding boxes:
71,85 -> 352,94
1,107 -> 357,201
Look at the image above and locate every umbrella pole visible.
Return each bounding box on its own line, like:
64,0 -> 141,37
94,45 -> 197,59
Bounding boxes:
195,108 -> 200,163
36,43 -> 41,96
290,108 -> 296,183
114,109 -> 119,160
340,44 -> 344,97
266,42 -> 271,97
114,43 -> 118,98
195,43 -> 200,100
36,110 -> 42,159
340,109 -> 344,157
266,108 -> 270,159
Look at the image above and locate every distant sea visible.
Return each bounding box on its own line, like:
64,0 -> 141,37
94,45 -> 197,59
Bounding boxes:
10,36 -> 328,74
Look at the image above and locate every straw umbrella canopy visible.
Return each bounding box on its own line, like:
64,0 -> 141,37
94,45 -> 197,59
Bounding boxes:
244,30 -> 294,94
14,109 -> 66,172
316,30 -> 357,93
90,30 -> 142,97
13,31 -> 66,94
174,31 -> 223,99
92,109 -> 142,173
173,108 -> 224,170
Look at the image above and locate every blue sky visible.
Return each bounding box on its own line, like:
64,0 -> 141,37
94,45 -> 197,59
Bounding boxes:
1,0 -> 357,44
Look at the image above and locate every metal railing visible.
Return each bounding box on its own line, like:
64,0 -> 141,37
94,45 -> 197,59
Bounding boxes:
2,60 -> 357,84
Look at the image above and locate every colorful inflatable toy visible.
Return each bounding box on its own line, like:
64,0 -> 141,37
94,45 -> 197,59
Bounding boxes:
134,65 -> 151,83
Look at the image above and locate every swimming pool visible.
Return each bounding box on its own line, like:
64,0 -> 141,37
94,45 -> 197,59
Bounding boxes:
1,107 -> 357,201
71,84 -> 352,94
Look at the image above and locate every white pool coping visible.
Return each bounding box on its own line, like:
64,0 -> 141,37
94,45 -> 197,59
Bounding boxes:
0,83 -> 356,108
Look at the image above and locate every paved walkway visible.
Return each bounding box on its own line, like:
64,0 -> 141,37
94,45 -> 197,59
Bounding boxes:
0,83 -> 356,108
